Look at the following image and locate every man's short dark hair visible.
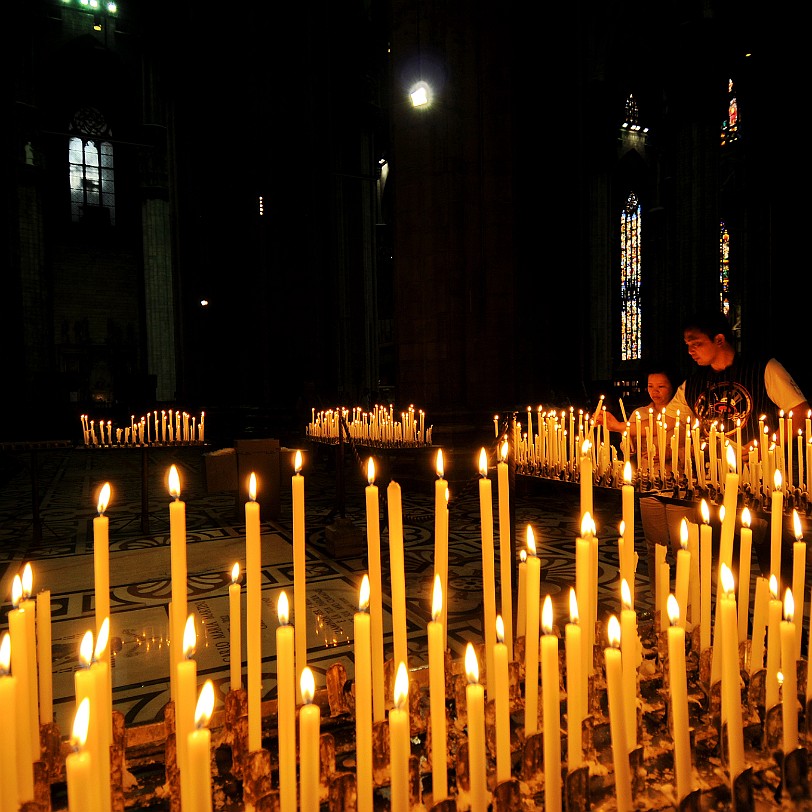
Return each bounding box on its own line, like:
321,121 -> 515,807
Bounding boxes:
683,309 -> 734,344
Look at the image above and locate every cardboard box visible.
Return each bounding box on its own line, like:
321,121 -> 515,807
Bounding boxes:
235,438 -> 280,519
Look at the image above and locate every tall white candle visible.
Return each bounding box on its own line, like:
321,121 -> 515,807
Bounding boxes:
93,483 -> 112,697
699,501 -> 712,652
353,578 -> 373,812
434,451 -> 449,643
738,509 -> 752,643
719,565 -> 745,782
389,662 -> 411,812
666,596 -> 693,803
766,575 -> 782,712
299,668 -> 321,812
493,615 -> 511,785
541,596 -> 562,812
579,441 -> 593,524
292,451 -> 308,702
74,631 -> 104,812
0,634 -> 20,812
36,588 -> 53,725
497,441 -> 514,658
565,589 -> 582,770
770,469 -> 783,593
675,519 -> 691,631
524,526 -> 541,735
464,644 -> 488,812
387,480 -> 408,674
750,576 -> 769,676
364,458 -> 385,722
176,615 -> 198,811
621,462 -> 635,607
276,593 -> 297,812
66,698 -> 101,812
780,588 -> 799,752
245,473 -> 262,751
187,680 -> 214,812
228,564 -> 242,692
516,549 -> 527,639
478,449 -> 497,694
791,510 -> 805,661
168,465 -> 187,705
605,616 -> 633,812
427,576 -> 448,801
620,579 -> 639,750
8,576 -> 34,801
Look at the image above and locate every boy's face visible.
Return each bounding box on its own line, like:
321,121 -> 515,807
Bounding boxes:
683,328 -> 722,367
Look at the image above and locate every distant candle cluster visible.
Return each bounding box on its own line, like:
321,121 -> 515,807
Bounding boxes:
306,403 -> 432,446
80,409 -> 205,447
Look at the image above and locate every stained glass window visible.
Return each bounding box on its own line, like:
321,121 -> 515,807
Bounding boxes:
620,191 -> 642,360
68,106 -> 115,225
719,221 -> 730,316
721,78 -> 739,147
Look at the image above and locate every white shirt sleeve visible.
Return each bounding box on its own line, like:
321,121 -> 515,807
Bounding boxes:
765,358 -> 808,412
664,381 -> 691,422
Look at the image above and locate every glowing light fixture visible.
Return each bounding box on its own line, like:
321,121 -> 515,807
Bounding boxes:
410,82 -> 430,108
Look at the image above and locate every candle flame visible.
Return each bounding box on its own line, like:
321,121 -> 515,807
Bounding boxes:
366,456 -> 376,484
580,512 -> 595,538
569,588 -> 579,624
294,450 -> 303,474
541,594 -> 553,634
21,563 -> 33,598
720,563 -> 735,595
784,588 -> 795,623
464,642 -> 480,684
183,614 -> 197,659
478,448 -> 488,477
11,574 -> 22,608
97,482 -> 111,515
607,615 -> 621,648
94,617 -> 109,660
621,578 -> 632,610
0,633 -> 10,674
249,472 -> 257,502
194,679 -> 215,729
726,443 -> 736,472
394,661 -> 409,709
168,465 -> 181,499
436,449 -> 444,478
667,594 -> 680,626
742,507 -> 751,529
679,518 -> 688,550
793,509 -> 803,541
623,461 -> 632,484
300,666 -> 316,704
700,499 -> 710,525
520,548 -> 527,563
231,563 -> 240,583
500,440 -> 508,463
79,630 -> 94,667
359,575 -> 370,613
431,574 -> 442,621
774,468 -> 783,491
581,439 -> 591,456
777,671 -> 784,687
71,697 -> 91,750
770,574 -> 778,600
526,525 -> 536,556
278,591 -> 290,625
496,614 -> 505,644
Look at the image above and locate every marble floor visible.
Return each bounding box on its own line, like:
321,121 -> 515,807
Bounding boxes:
0,432 -> 653,739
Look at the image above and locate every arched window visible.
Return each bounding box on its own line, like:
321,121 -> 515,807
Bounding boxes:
720,78 -> 739,147
620,191 -> 642,360
719,221 -> 730,315
68,106 -> 115,225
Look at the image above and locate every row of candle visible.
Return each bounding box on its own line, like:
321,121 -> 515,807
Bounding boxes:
80,408 -> 205,447
306,403 -> 432,446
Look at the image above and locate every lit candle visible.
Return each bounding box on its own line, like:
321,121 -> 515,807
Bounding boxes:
666,595 -> 693,803
299,667 -> 321,812
93,483 -> 112,687
66,698 -> 101,812
621,462 -> 635,607
187,680 -> 214,812
388,479 -> 408,672
540,596 -> 562,812
699,500 -> 712,652
516,549 -> 527,639
36,588 -> 53,725
780,588 -> 798,752
675,519 -> 690,631
168,465 -> 187,705
74,631 -> 104,812
766,575 -> 782,713
565,589 -> 582,770
524,525 -> 541,735
771,469 -> 783,593
575,515 -> 593,714
478,448 -> 497,694
427,576 -> 448,801
363,458 -> 385,723
19,564 -> 38,762
292,451 -> 308,702
738,509 -> 752,643
226,564 -> 242,692
464,644 -> 488,812
620,579 -> 638,750
276,593 -> 296,812
389,662 -> 411,812
8,575 -> 34,801
720,565 -> 745,782
0,634 -> 20,812
493,615 -> 511,785
605,616 -> 633,812
750,576 -> 769,676
92,617 -> 112,793
245,472 -> 262,750
497,441 -> 513,658
353,578 -> 373,812
434,450 -> 449,642
791,510 -> 805,662
718,444 -> 739,573
177,615 -> 198,810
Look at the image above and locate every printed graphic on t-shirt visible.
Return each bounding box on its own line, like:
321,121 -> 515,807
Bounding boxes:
693,379 -> 752,436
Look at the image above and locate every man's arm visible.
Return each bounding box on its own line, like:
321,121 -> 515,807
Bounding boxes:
765,358 -> 810,415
